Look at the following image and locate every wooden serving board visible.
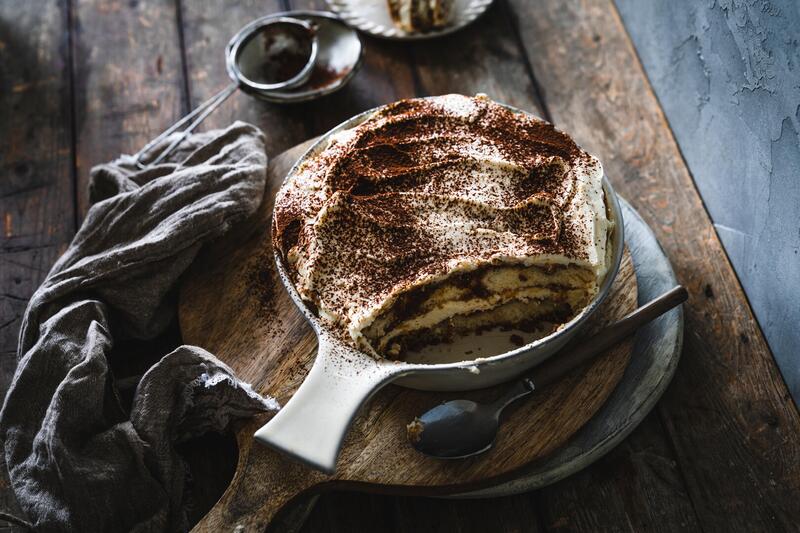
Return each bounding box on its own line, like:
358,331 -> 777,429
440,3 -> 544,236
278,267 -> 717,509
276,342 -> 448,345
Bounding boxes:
178,140 -> 638,531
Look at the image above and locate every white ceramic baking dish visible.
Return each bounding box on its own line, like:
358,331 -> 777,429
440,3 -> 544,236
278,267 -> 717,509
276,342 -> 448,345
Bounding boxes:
254,100 -> 625,473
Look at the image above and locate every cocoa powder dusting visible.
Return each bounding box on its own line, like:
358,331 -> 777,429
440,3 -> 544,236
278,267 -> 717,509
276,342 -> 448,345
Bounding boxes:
271,94 -> 606,344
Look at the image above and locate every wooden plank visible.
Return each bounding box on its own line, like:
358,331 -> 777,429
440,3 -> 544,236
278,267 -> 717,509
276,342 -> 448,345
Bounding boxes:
0,0 -> 75,396
614,0 -> 800,403
537,413 -> 701,532
505,0 -> 800,530
409,2 -> 542,112
71,0 -> 187,218
0,1 -> 75,529
300,491 -> 543,533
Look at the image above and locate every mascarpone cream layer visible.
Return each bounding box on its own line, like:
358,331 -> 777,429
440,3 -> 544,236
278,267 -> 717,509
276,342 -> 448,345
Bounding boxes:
273,94 -> 611,356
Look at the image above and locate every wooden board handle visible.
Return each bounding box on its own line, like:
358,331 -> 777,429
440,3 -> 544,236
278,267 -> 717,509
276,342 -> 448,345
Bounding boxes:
192,418 -> 326,532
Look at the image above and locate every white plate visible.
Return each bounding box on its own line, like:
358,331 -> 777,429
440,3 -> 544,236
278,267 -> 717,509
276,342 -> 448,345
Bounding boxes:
325,0 -> 494,41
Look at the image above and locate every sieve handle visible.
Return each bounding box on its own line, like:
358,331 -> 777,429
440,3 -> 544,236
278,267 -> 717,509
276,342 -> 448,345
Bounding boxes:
133,83 -> 238,169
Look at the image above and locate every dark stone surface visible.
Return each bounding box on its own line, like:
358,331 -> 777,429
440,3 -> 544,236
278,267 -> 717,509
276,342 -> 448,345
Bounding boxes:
616,0 -> 800,402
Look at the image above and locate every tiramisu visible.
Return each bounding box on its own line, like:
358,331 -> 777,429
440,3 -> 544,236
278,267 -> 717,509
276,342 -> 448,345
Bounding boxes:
273,94 -> 612,359
387,0 -> 453,32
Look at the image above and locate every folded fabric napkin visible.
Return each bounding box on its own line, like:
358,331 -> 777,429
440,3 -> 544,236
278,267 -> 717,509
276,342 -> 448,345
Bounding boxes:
0,122 -> 279,532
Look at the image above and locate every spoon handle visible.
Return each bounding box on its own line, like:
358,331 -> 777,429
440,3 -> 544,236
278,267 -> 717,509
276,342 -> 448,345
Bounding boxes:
530,285 -> 688,389
489,378 -> 536,411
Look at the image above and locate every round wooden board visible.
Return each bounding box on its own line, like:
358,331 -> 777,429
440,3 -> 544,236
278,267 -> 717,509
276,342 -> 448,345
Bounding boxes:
179,140 -> 637,531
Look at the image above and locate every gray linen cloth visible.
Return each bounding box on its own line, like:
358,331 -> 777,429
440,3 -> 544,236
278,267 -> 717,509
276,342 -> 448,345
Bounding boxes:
0,121 -> 279,532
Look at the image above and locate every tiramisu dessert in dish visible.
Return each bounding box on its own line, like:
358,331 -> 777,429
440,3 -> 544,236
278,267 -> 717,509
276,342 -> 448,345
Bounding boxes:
273,94 -> 612,360
387,0 -> 453,32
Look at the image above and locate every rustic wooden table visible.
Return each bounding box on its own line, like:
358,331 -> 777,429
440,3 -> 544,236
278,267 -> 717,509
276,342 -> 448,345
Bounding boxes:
2,1 -> 799,531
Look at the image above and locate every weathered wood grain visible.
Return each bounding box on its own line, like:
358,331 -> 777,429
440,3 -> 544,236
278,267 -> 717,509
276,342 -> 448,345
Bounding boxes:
0,2 -> 75,529
615,0 -> 800,403
179,139 -> 637,531
301,490 -> 544,533
537,413 -> 701,532
505,0 -> 800,530
71,0 -> 187,218
0,0 -> 75,398
3,0 -> 798,531
409,2 -> 542,113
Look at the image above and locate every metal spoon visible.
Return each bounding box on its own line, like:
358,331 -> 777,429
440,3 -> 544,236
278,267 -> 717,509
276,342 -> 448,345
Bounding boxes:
407,285 -> 689,459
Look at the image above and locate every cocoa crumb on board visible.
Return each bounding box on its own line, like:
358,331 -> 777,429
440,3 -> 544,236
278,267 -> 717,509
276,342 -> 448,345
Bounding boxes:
245,246 -> 277,316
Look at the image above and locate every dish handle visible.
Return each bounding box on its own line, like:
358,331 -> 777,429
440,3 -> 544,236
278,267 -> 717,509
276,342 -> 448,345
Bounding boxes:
253,334 -> 410,474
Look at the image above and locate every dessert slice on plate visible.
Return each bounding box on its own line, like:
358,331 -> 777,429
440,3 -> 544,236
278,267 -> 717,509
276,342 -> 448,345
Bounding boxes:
387,0 -> 454,32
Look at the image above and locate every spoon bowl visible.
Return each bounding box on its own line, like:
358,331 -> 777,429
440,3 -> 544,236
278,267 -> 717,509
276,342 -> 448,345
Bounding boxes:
411,400 -> 498,459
